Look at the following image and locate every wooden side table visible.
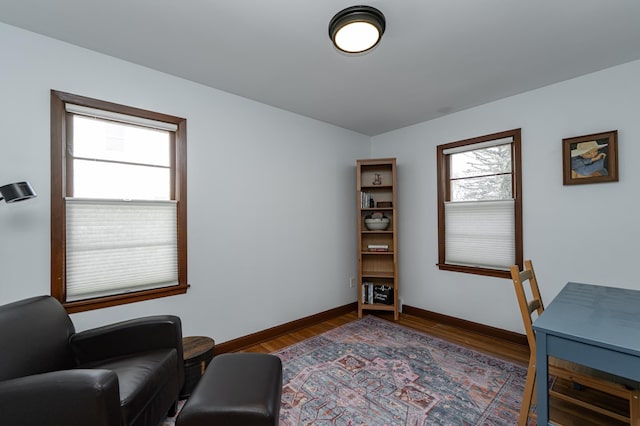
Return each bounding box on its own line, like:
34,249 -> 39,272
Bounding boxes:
180,336 -> 215,399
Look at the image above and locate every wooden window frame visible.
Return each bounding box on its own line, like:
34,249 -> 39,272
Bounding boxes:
51,90 -> 188,313
436,128 -> 523,278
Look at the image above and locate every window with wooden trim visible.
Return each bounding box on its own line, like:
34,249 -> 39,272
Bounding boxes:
51,90 -> 188,313
437,128 -> 522,278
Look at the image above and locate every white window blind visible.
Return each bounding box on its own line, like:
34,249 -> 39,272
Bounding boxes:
65,103 -> 178,132
442,136 -> 513,155
66,199 -> 178,301
444,199 -> 515,270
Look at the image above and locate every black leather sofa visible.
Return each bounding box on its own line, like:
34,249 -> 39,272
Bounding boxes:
0,295 -> 184,426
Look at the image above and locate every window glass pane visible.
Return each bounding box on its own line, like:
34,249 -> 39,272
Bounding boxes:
74,160 -> 170,200
450,174 -> 512,201
73,115 -> 170,167
450,144 -> 511,179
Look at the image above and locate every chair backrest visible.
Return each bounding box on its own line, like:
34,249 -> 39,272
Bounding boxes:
0,296 -> 76,381
510,260 -> 544,352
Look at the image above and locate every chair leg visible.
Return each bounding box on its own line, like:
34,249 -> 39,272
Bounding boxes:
519,358 -> 537,426
631,391 -> 640,426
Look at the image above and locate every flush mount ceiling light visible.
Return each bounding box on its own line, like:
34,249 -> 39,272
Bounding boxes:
329,5 -> 386,54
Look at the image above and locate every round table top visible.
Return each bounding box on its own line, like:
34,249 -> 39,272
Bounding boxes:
182,336 -> 215,360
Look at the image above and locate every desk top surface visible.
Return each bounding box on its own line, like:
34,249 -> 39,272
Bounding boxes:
533,282 -> 640,356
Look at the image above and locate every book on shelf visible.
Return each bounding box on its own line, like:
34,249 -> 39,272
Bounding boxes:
367,244 -> 389,252
360,191 -> 374,208
373,285 -> 394,305
362,282 -> 394,305
362,282 -> 373,304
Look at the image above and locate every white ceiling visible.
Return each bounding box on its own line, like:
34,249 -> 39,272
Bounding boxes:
2,0 -> 640,136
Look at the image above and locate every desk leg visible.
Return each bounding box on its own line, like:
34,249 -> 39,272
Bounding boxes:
536,331 -> 549,425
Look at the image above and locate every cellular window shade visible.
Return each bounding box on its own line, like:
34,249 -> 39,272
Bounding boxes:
66,199 -> 178,301
442,136 -> 513,155
65,103 -> 178,132
444,199 -> 515,270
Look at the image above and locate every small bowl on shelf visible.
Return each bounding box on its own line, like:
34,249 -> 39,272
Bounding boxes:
364,218 -> 390,231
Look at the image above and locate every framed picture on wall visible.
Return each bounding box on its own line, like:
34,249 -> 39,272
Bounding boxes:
562,130 -> 618,185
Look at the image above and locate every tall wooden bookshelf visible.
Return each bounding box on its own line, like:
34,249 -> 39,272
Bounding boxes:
356,158 -> 398,320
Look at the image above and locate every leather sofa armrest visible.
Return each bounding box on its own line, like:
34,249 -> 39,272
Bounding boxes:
71,315 -> 184,365
0,369 -> 121,426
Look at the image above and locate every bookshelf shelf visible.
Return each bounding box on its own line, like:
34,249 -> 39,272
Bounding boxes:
362,272 -> 395,278
361,230 -> 393,234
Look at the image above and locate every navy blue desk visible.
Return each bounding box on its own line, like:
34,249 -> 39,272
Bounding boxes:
532,282 -> 640,424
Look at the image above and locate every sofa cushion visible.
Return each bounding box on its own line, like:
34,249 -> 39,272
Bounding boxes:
78,348 -> 178,425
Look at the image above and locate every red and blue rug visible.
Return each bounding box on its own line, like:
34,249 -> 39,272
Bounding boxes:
274,315 -> 526,425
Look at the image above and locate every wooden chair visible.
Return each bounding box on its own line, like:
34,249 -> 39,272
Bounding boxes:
511,260 -> 640,426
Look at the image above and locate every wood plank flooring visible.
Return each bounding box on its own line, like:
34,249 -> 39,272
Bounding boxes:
238,310 -> 628,425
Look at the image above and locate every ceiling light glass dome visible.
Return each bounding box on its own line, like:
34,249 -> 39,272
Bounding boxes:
329,6 -> 386,54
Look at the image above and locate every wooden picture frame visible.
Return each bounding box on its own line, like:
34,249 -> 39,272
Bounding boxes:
563,130 -> 618,185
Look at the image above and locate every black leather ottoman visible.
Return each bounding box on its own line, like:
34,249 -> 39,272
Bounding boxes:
176,353 -> 282,426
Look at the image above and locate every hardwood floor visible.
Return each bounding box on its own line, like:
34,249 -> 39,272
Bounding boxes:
240,311 -> 529,362
236,310 -> 628,425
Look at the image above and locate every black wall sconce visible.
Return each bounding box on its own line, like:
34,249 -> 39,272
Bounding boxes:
0,181 -> 37,204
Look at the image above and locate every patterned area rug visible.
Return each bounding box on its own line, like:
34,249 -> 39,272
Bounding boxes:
162,316 -> 527,425
274,316 -> 526,425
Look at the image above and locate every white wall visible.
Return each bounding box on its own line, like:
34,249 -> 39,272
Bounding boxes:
372,59 -> 640,334
0,23 -> 369,342
3,21 -> 639,341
